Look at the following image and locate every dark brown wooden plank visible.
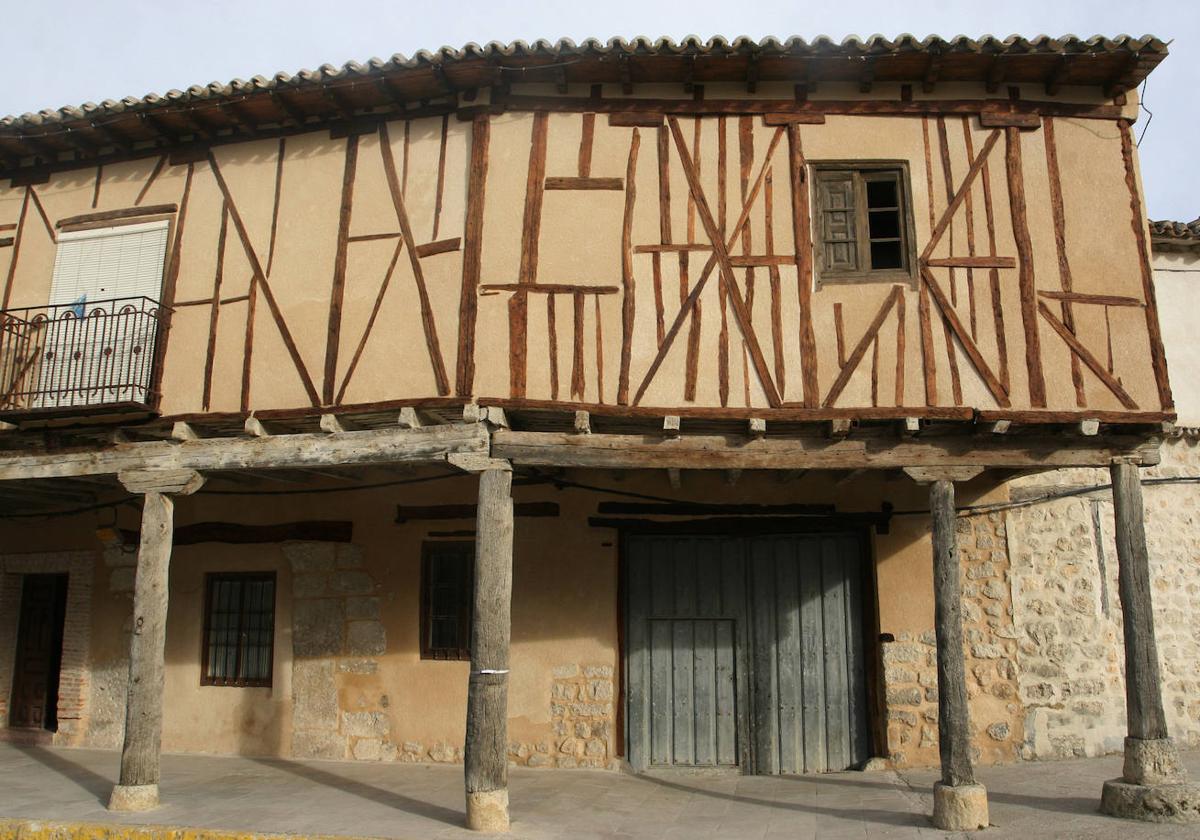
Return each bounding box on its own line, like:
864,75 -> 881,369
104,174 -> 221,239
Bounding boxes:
922,265 -> 1011,406
323,133 -> 359,405
207,152 -> 321,407
1037,301 -> 1138,409
618,129 -> 640,405
513,113 -> 550,398
202,201 -> 229,411
823,287 -> 902,407
834,302 -> 847,368
458,114 -> 489,395
414,237 -> 462,258
0,189 -> 29,309
608,113 -> 664,127
595,294 -> 605,404
921,129 -> 1001,261
935,116 -> 958,305
432,114 -> 448,240
669,116 -> 781,407
56,203 -> 178,229
571,291 -> 586,399
1038,290 -> 1142,307
657,124 -> 672,244
547,294 -> 559,401
134,155 -> 168,206
578,112 -> 595,177
941,308 -> 964,405
379,122 -> 451,396
482,283 -> 619,294
240,275 -> 258,412
1119,120 -> 1173,411
979,111 -> 1041,128
652,253 -> 665,344
894,291 -> 907,405
349,231 -> 402,243
918,281 -> 938,406
765,168 -> 785,397
1042,117 -> 1086,407
0,237 -> 13,248
265,138 -> 285,278
788,124 -> 819,407
544,176 -> 623,190
959,117 -> 979,340
926,257 -> 1015,268
334,240 -> 404,405
761,113 -> 827,125
91,164 -> 103,208
977,140 -> 1010,393
1004,126 -> 1047,407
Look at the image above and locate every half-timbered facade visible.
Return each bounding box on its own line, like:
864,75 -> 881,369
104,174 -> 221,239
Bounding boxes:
0,35 -> 1195,830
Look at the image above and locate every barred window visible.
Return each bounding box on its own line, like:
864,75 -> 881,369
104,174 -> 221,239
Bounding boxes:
202,572 -> 276,687
420,542 -> 473,661
812,163 -> 916,287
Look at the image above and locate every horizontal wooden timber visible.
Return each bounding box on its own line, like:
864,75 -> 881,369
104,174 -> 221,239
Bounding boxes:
979,112 -> 1043,129
976,409 -> 1174,424
174,520 -> 353,545
0,423 -> 489,481
476,397 -> 977,422
1037,290 -> 1143,307
0,237 -> 12,248
347,231 -> 401,242
495,94 -> 1126,121
414,237 -> 462,257
544,176 -> 624,190
589,514 -> 892,535
479,283 -> 620,295
396,501 -> 558,523
926,256 -> 1016,269
762,113 -> 827,125
491,429 -> 1161,470
607,113 -> 665,127
595,501 -> 835,516
157,396 -> 469,427
633,244 -> 713,253
56,203 -> 177,228
728,255 -> 794,267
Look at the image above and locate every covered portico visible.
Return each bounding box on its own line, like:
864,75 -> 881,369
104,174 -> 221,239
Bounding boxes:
0,404 -> 1194,830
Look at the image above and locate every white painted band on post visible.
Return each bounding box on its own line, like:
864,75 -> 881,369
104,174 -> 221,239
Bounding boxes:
474,669 -> 510,675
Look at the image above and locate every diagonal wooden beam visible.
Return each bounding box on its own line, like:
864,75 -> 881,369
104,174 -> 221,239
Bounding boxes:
920,129 -> 1001,261
631,125 -> 784,406
1037,301 -> 1138,410
665,116 -> 782,406
207,152 -> 321,406
920,265 -> 1011,406
379,121 -> 450,395
823,287 -> 902,407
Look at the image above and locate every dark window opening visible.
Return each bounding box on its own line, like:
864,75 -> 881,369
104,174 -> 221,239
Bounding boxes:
420,541 -> 473,661
812,164 -> 915,285
202,572 -> 275,687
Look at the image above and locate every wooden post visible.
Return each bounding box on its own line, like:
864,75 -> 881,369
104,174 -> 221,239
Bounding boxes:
930,479 -> 975,788
1100,461 -> 1200,821
1109,461 -> 1168,741
108,469 -> 204,812
464,465 -> 514,832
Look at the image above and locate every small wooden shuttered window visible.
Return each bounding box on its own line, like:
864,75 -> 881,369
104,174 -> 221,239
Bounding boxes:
420,541 -> 474,660
202,572 -> 276,687
812,164 -> 916,287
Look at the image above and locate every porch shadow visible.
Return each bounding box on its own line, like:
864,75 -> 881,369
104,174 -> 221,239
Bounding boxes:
246,756 -> 463,827
636,773 -> 928,829
14,744 -> 112,805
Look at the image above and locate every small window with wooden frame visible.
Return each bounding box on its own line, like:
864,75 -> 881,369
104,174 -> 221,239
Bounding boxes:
810,162 -> 917,288
420,541 -> 474,661
201,572 -> 276,687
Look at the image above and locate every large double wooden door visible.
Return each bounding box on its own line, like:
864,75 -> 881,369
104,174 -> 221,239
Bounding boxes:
625,533 -> 870,774
8,574 -> 68,731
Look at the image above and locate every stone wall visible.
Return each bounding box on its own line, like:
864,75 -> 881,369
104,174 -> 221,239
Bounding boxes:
881,512 -> 1023,768
1005,435 -> 1200,759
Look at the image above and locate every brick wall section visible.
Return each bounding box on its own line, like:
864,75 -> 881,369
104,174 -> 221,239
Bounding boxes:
881,513 -> 1023,768
0,551 -> 95,743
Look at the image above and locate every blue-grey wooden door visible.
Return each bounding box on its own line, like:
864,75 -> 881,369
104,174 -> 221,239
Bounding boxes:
625,532 -> 869,774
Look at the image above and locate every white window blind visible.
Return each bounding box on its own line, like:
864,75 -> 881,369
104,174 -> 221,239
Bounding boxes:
49,220 -> 170,305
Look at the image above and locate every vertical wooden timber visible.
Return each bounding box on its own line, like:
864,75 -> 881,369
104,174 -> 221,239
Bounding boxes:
4,188 -> 31,309
765,168 -> 785,397
1119,121 -> 1174,411
150,164 -> 194,411
894,291 -> 907,405
617,129 -> 640,405
512,113 -> 549,398
323,134 -> 359,405
788,124 -> 818,407
978,136 -> 1009,392
935,117 -> 958,305
930,479 -> 976,788
458,114 -> 490,396
1042,117 -> 1086,407
959,117 -> 979,339
1004,126 -> 1046,407
201,200 -> 229,411
683,119 -> 702,402
578,112 -> 595,177
464,467 -> 514,832
547,295 -> 559,400
265,138 -> 286,279
1110,461 -> 1169,741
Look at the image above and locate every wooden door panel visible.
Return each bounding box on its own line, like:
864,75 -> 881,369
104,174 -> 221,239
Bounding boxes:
9,574 -> 68,731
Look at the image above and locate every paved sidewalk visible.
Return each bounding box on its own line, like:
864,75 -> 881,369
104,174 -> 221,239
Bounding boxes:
0,742 -> 1197,838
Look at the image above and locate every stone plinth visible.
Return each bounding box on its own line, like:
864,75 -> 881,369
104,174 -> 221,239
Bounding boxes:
933,782 -> 989,831
108,783 -> 158,811
1100,737 -> 1200,823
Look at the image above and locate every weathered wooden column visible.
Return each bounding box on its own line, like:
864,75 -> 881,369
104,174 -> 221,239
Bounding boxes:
464,463 -> 514,832
108,468 -> 204,812
1100,461 -> 1200,822
906,468 -> 988,831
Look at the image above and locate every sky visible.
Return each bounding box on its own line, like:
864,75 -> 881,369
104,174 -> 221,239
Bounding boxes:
4,0 -> 1197,221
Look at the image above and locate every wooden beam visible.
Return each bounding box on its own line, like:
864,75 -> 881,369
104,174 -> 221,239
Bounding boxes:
490,430 -> 1159,471
170,422 -> 199,442
319,413 -> 348,434
464,467 -> 514,832
903,466 -> 984,484
663,415 -> 681,438
748,417 -> 766,439
574,410 -> 592,435
0,424 -> 489,481
244,416 -> 271,438
397,407 -> 422,429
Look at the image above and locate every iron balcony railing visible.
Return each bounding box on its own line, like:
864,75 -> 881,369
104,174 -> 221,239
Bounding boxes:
0,296 -> 168,415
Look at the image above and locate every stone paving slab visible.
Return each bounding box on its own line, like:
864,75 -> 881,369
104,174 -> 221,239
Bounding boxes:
0,743 -> 1196,839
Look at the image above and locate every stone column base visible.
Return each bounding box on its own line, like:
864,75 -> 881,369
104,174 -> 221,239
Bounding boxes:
108,783 -> 159,811
466,788 -> 509,832
933,782 -> 989,831
1123,736 -> 1187,785
1101,779 -> 1200,823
